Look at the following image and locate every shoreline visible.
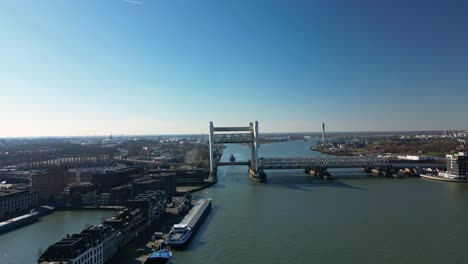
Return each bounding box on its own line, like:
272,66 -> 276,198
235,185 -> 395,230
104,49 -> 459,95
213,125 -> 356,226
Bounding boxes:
419,174 -> 468,183
176,181 -> 216,195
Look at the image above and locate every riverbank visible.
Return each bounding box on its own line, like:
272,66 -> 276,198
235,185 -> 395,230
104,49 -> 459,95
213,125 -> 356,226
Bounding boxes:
176,181 -> 215,195
419,174 -> 468,183
171,141 -> 468,264
111,200 -> 197,264
0,206 -> 54,235
56,205 -> 125,211
0,210 -> 116,264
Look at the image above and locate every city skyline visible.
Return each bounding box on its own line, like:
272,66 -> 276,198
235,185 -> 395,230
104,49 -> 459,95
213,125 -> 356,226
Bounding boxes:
1,0 -> 468,137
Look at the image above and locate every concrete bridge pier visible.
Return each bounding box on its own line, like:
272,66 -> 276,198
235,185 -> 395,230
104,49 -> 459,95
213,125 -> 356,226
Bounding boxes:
209,169 -> 218,183
361,167 -> 372,173
305,167 -> 334,180
366,167 -> 393,177
249,168 -> 267,183
209,121 -> 262,183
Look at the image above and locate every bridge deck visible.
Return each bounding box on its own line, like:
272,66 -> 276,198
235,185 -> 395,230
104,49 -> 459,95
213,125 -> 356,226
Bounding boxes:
259,157 -> 389,170
213,133 -> 254,144
217,161 -> 250,166
213,127 -> 251,132
213,155 -> 441,171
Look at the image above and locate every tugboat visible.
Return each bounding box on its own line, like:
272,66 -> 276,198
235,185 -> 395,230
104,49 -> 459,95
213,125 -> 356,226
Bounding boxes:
230,154 -> 236,163
143,249 -> 173,264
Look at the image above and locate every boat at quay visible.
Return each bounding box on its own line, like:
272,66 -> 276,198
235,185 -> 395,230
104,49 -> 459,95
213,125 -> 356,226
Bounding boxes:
419,173 -> 467,183
0,210 -> 39,234
165,198 -> 212,248
420,152 -> 468,183
143,249 -> 173,264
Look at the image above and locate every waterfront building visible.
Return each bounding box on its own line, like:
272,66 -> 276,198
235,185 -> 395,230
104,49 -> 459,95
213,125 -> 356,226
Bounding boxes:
81,225 -> 118,263
424,152 -> 468,181
38,224 -> 118,264
127,190 -> 167,227
38,190 -> 168,263
174,170 -> 207,186
132,173 -> 176,199
109,185 -> 132,204
63,182 -> 97,207
31,165 -> 69,203
156,173 -> 176,199
81,192 -> 111,206
147,172 -> 176,198
92,167 -> 143,190
132,176 -> 164,195
0,185 -> 38,220
102,208 -> 146,248
446,152 -> 468,176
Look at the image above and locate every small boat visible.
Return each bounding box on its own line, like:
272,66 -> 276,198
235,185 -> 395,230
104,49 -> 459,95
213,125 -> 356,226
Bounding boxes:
143,249 -> 173,264
230,154 -> 236,162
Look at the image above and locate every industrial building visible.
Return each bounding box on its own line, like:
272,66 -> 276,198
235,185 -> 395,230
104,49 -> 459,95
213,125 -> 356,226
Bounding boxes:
31,165 -> 68,203
0,185 -> 38,220
92,167 -> 144,190
446,152 -> 468,176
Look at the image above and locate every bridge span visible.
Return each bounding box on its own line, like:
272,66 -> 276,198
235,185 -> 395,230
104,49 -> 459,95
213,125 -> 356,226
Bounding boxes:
217,161 -> 251,167
208,121 -> 392,183
259,157 -> 389,170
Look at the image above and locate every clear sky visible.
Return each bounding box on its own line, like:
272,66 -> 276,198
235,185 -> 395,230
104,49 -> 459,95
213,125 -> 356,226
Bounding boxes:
1,0 -> 467,137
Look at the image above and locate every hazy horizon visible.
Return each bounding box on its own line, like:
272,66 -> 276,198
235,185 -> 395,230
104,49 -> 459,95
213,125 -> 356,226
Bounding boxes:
1,128 -> 466,139
1,0 -> 468,137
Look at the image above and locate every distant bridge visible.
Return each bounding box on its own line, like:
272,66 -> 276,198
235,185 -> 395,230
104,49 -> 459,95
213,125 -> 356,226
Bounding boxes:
217,161 -> 251,167
258,157 -> 389,170
208,121 -> 391,183
215,157 -> 390,170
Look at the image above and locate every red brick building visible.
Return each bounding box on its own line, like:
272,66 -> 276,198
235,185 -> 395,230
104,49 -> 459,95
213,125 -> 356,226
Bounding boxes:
31,165 -> 69,203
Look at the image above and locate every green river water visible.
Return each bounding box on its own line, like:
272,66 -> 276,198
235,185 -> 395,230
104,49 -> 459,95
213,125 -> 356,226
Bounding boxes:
2,140 -> 468,264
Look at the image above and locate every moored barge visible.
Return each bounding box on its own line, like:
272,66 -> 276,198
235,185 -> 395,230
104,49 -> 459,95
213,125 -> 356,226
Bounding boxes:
165,198 -> 212,248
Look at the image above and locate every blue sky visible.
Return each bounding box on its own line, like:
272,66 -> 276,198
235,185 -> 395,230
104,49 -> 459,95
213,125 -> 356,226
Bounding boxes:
1,0 -> 467,137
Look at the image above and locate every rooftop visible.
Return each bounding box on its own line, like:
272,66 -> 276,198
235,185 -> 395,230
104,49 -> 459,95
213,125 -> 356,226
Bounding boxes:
0,187 -> 30,197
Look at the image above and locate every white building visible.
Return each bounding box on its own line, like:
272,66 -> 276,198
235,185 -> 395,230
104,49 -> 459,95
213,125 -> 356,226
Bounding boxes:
38,224 -> 118,264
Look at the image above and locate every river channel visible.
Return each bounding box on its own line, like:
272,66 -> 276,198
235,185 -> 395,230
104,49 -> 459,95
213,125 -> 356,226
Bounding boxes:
176,140 -> 468,264
3,140 -> 468,264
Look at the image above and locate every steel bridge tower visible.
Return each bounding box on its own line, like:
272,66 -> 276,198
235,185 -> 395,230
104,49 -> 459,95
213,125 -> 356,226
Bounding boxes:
208,121 -> 264,182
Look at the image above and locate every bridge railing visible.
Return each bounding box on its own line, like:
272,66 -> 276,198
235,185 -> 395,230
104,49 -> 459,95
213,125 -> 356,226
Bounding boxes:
213,133 -> 254,144
213,127 -> 251,132
259,157 -> 388,169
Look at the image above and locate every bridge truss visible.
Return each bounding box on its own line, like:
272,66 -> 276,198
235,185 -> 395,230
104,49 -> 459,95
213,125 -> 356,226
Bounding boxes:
208,121 -> 259,181
259,157 -> 389,170
208,121 -> 390,183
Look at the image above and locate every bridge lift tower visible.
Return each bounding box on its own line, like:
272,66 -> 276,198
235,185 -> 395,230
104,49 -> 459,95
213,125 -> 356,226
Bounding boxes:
208,121 -> 265,182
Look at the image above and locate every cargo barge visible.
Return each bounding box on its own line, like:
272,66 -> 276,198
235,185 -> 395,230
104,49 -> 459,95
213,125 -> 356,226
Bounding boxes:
165,198 -> 212,248
0,210 -> 39,234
